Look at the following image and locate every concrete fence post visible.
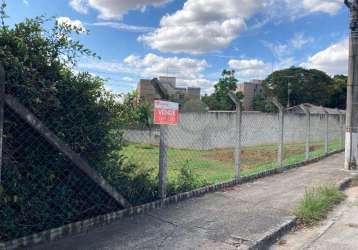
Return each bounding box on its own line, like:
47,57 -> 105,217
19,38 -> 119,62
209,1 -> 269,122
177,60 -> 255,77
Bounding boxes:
300,105 -> 310,161
339,111 -> 345,150
228,92 -> 242,178
323,108 -> 329,155
159,125 -> 168,199
234,103 -> 242,178
270,98 -> 284,168
0,64 -> 4,183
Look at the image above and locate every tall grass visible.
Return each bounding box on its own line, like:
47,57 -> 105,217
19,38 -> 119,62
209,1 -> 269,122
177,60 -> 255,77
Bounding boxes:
295,185 -> 345,225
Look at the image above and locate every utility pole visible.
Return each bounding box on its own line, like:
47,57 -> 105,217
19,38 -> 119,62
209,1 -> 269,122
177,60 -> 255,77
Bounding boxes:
345,0 -> 358,170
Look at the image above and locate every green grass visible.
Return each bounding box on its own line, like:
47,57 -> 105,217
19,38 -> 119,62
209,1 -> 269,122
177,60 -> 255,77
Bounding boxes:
121,141 -> 342,185
295,185 -> 346,225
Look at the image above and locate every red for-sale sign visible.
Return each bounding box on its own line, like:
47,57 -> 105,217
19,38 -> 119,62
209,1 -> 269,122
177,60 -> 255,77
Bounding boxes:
154,100 -> 179,125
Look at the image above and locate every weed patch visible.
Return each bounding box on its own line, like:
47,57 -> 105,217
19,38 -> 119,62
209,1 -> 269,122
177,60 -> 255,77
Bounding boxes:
295,185 -> 346,226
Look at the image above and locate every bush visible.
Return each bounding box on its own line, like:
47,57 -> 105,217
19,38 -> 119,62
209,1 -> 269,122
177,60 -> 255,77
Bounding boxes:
168,161 -> 208,194
295,185 -> 345,225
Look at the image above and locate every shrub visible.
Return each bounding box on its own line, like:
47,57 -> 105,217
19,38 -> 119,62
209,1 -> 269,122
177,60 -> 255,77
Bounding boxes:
168,161 -> 208,194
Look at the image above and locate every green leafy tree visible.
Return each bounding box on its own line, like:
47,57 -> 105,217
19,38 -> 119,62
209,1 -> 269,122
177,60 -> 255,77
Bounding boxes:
181,97 -> 207,113
251,92 -> 277,112
119,91 -> 153,128
327,75 -> 347,109
263,67 -> 334,107
202,69 -> 243,110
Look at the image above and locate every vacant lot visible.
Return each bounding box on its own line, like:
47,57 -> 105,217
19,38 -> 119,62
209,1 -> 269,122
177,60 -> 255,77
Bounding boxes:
122,142 -> 341,184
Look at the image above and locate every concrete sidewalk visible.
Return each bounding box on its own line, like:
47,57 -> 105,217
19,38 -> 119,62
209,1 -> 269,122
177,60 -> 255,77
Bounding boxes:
30,153 -> 354,250
272,186 -> 358,250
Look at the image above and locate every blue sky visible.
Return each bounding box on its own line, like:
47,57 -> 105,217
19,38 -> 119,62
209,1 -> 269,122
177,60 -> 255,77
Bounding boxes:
8,0 -> 349,94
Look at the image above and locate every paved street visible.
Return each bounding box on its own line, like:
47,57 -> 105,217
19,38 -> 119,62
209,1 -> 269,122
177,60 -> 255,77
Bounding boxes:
30,153 -> 354,250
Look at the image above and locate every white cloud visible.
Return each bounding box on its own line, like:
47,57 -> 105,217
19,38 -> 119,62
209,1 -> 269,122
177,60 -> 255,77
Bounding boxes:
79,53 -> 213,92
303,0 -> 343,15
69,0 -> 89,14
90,22 -> 154,32
122,76 -> 135,82
263,33 -> 314,60
79,60 -> 133,74
139,0 -> 343,54
229,59 -> 272,80
57,17 -> 86,32
229,57 -> 297,81
67,0 -> 344,55
140,0 -> 259,54
123,53 -> 211,88
87,0 -> 170,20
23,0 -> 29,6
291,33 -> 315,49
264,42 -> 290,59
301,38 -> 348,75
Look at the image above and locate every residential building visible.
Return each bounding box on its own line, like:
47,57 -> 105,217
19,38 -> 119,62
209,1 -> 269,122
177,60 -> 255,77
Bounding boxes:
238,80 -> 263,111
137,77 -> 201,106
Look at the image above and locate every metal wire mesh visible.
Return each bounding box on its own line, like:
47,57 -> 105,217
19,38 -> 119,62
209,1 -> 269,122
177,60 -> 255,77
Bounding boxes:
166,112 -> 235,187
328,114 -> 344,153
0,105 -> 121,242
283,111 -> 306,165
241,111 -> 279,175
310,114 -> 327,157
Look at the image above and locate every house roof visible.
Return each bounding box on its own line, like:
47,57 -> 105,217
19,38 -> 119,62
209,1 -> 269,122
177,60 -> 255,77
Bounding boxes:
286,103 -> 345,115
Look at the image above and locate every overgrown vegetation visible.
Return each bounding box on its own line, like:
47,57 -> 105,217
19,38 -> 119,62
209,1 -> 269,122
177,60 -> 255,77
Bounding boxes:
118,91 -> 153,128
295,185 -> 345,226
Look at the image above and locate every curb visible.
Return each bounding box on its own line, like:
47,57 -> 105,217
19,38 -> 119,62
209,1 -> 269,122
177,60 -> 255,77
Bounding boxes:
247,176 -> 355,250
248,217 -> 298,250
0,150 -> 344,250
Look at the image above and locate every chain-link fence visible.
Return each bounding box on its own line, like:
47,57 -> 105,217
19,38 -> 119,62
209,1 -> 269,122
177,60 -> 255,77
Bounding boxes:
121,102 -> 345,198
0,65 -> 130,242
0,63 -> 346,243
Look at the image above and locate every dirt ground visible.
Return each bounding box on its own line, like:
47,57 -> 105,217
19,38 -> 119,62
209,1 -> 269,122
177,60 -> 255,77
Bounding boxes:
203,144 -> 322,171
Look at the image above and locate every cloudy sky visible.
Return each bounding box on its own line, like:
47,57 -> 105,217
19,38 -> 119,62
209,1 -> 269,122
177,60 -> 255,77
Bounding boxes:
9,0 -> 349,94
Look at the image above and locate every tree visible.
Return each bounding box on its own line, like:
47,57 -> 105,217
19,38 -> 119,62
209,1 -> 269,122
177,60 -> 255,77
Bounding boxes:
118,91 -> 153,128
263,67 -> 334,108
202,70 -> 243,110
181,97 -> 208,113
327,75 -> 347,109
251,93 -> 272,112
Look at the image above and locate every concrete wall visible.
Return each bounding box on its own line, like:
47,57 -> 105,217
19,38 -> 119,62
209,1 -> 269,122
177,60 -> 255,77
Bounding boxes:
122,112 -> 344,150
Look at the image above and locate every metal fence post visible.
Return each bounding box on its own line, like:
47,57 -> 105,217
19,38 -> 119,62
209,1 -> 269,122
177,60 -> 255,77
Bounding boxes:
159,124 -> 168,199
0,64 -> 4,183
300,105 -> 310,161
228,92 -> 242,178
270,98 -> 284,168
